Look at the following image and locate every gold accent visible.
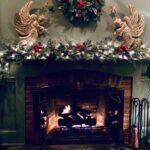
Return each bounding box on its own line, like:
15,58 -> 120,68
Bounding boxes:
14,0 -> 47,45
113,5 -> 144,49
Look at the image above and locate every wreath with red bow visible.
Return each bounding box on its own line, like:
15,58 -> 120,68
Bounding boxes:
58,0 -> 105,25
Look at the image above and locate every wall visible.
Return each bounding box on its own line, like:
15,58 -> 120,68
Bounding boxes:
0,0 -> 150,145
0,0 -> 150,44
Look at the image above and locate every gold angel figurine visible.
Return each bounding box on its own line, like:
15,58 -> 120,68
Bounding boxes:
14,0 -> 47,45
113,5 -> 145,49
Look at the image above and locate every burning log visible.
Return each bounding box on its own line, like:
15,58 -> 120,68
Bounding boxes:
58,117 -> 96,127
58,105 -> 96,127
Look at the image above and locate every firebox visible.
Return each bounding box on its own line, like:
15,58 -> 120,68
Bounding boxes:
33,84 -> 124,145
25,70 -> 132,144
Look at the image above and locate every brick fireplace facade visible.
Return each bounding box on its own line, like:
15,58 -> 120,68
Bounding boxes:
25,70 -> 132,144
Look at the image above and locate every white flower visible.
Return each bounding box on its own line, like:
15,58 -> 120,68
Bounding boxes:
58,6 -> 62,10
46,52 -> 50,56
4,67 -> 9,72
133,58 -> 138,60
65,55 -> 70,59
107,41 -> 112,46
114,42 -> 120,48
146,54 -> 150,58
56,43 -> 60,48
95,52 -> 99,56
5,63 -> 9,67
77,52 -> 81,56
42,43 -> 47,48
81,51 -> 85,55
104,51 -> 109,55
72,42 -> 76,46
36,53 -> 40,57
104,44 -> 108,48
61,53 -> 64,56
11,46 -> 18,51
28,41 -> 34,46
108,48 -> 114,54
11,54 -> 15,59
21,50 -> 27,54
41,56 -> 46,60
112,55 -> 116,58
141,44 -> 146,49
86,54 -> 91,58
100,56 -> 104,60
147,48 -> 150,53
118,55 -> 123,59
123,55 -> 128,60
98,49 -> 102,53
4,63 -> 9,72
0,52 -> 4,57
26,55 -> 32,60
129,51 -> 135,56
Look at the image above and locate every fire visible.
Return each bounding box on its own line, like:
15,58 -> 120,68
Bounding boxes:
47,112 -> 57,134
62,105 -> 71,114
96,113 -> 105,126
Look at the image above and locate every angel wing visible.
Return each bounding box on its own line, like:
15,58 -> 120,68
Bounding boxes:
14,0 -> 38,38
123,4 -> 144,38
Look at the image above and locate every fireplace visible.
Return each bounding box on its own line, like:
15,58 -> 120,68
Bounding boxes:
25,70 -> 132,145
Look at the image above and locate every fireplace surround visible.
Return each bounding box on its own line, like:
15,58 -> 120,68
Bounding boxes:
24,69 -> 132,144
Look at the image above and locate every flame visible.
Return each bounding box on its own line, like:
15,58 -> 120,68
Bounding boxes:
62,105 -> 71,114
47,112 -> 57,134
96,113 -> 105,126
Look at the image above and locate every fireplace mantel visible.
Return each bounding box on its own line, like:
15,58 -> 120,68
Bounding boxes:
9,60 -> 148,78
0,60 -> 149,145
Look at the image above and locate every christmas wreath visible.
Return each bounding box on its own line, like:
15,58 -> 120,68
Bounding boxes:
58,0 -> 105,25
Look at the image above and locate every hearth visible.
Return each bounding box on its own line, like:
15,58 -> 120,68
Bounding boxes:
25,70 -> 132,145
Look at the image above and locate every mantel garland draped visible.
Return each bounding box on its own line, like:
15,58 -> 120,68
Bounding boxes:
0,38 -> 150,74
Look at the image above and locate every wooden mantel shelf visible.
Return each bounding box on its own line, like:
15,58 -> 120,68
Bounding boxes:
8,59 -> 149,78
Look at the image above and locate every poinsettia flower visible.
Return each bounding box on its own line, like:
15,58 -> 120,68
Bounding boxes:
75,43 -> 86,52
118,43 -> 129,53
32,42 -> 44,53
79,1 -> 88,6
77,1 -> 88,9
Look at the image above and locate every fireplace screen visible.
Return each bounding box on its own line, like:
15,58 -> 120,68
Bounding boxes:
33,84 -> 124,144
